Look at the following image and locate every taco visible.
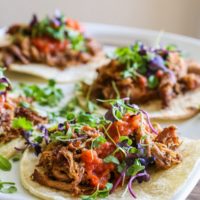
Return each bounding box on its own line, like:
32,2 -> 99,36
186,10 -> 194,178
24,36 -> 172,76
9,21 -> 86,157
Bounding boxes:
20,99 -> 200,200
0,70 -> 48,158
0,12 -> 109,82
81,42 -> 200,120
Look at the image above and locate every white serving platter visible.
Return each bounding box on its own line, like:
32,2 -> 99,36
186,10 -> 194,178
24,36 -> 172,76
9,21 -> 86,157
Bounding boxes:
0,23 -> 200,200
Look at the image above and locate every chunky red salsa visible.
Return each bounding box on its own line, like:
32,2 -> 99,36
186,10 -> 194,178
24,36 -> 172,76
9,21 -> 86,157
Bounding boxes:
81,113 -> 141,189
31,37 -> 68,54
81,149 -> 115,189
108,114 -> 141,142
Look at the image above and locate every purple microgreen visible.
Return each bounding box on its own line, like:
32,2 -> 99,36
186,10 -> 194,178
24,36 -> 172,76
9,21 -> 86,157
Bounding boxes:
57,123 -> 65,131
29,14 -> 38,27
22,131 -> 42,156
38,125 -> 49,144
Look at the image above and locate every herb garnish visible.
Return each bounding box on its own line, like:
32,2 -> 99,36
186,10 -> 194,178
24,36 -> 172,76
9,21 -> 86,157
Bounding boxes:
91,136 -> 107,149
104,155 -> 120,165
81,183 -> 113,200
12,117 -> 33,131
127,159 -> 145,176
111,41 -> 179,90
20,79 -> 63,107
114,42 -> 148,79
0,155 -> 12,171
30,12 -> 86,51
12,153 -> 22,162
0,181 -> 17,194
147,75 -> 159,89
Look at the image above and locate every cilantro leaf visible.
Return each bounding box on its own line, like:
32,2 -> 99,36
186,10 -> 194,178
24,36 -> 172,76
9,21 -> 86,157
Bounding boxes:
147,75 -> 159,89
20,79 -> 63,107
67,29 -> 86,51
0,181 -> 17,194
165,44 -> 177,51
0,155 -> 12,171
12,117 -> 33,131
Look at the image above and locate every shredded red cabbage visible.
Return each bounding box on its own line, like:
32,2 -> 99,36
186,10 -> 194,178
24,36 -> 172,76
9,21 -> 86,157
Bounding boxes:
140,109 -> 158,134
110,169 -> 126,194
128,171 -> 149,198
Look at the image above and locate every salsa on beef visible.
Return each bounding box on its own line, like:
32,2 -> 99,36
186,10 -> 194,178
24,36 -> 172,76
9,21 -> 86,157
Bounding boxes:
0,13 -> 102,69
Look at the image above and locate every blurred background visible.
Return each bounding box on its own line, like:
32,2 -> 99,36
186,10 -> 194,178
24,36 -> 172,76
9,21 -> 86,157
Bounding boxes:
0,0 -> 199,38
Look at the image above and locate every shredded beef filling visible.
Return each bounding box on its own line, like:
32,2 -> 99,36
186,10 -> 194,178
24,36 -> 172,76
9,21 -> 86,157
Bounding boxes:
0,97 -> 47,144
0,25 -> 102,69
32,122 -> 181,195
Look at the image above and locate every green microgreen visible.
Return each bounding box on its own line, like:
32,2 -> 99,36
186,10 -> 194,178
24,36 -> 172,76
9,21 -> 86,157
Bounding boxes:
104,155 -> 120,165
91,136 -> 107,149
81,183 -> 113,200
126,159 -> 145,176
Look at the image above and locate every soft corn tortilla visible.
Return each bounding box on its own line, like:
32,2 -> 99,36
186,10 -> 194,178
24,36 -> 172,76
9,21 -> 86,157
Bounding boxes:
9,54 -> 110,83
0,30 -> 110,82
142,88 -> 200,120
0,137 -> 25,158
76,87 -> 200,120
20,138 -> 200,200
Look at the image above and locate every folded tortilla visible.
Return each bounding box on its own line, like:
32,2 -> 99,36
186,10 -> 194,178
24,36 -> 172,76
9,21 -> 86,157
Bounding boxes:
20,138 -> 200,200
0,137 -> 25,158
8,53 -> 109,83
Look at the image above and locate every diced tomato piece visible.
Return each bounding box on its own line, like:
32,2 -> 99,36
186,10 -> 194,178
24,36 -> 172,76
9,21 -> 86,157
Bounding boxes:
66,18 -> 85,32
81,150 -> 114,189
108,114 -> 141,143
31,37 -> 68,54
156,70 -> 164,78
96,142 -> 115,158
138,76 -> 147,88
